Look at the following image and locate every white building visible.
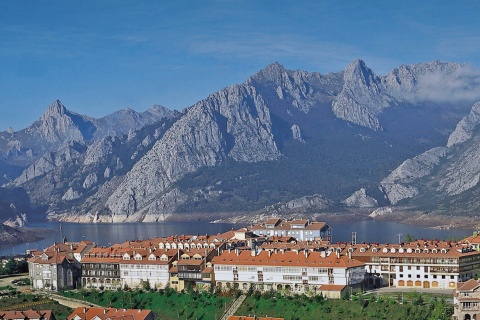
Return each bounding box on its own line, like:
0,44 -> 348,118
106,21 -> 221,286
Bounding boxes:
213,249 -> 364,298
249,219 -> 332,242
120,249 -> 176,289
332,240 -> 480,290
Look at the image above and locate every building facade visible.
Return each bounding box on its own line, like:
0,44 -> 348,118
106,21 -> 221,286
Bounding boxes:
453,278 -> 480,320
213,249 -> 364,298
331,240 -> 480,290
28,242 -> 90,291
249,219 -> 332,242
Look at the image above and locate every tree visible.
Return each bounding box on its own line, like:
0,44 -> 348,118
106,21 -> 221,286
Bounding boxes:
405,233 -> 415,242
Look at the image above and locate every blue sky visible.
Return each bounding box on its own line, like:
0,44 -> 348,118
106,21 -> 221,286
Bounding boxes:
1,1 -> 479,130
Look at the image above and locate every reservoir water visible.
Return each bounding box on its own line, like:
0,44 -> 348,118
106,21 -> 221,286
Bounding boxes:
0,219 -> 473,256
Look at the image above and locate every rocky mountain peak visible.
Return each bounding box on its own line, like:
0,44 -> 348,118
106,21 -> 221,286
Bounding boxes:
41,99 -> 67,119
332,59 -> 386,130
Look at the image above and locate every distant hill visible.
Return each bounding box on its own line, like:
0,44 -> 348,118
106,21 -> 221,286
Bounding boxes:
1,59 -> 480,222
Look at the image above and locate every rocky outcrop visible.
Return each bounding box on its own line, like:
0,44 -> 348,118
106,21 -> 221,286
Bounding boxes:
342,188 -> 378,207
447,102 -> 480,147
13,141 -> 86,186
332,59 -> 387,130
369,207 -> 393,218
380,147 -> 447,204
438,134 -> 480,195
3,213 -> 27,228
291,124 -> 305,143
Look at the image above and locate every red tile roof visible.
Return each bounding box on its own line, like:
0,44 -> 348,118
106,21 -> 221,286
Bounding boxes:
215,250 -> 364,268
0,310 -> 54,320
68,308 -> 154,320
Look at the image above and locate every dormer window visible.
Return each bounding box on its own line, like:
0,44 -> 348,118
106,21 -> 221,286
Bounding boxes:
148,254 -> 156,261
372,248 -> 378,253
360,248 -> 366,253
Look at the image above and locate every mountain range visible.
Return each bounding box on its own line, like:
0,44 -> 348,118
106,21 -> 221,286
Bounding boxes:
2,59 -> 480,224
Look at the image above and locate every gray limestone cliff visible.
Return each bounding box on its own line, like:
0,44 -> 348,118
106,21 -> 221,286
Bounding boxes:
380,147 -> 447,204
447,102 -> 480,147
342,188 -> 378,208
106,83 -> 280,219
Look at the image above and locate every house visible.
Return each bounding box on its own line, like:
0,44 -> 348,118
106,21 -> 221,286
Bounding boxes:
28,242 -> 85,291
213,249 -> 364,298
453,278 -> 480,320
0,310 -> 55,320
248,219 -> 332,242
67,308 -> 155,320
463,232 -> 480,252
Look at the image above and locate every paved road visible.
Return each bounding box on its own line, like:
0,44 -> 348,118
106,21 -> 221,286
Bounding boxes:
0,273 -> 28,288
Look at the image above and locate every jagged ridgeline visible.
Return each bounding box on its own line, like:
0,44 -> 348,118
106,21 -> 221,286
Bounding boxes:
1,59 -> 480,223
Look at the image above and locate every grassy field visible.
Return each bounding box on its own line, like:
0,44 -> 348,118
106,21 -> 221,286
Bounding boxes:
0,286 -> 72,319
61,288 -> 233,320
234,290 -> 453,320
59,287 -> 454,320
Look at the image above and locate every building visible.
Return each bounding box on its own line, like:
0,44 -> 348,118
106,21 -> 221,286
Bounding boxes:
81,246 -> 123,290
248,219 -> 332,242
331,240 -> 480,290
170,248 -> 217,291
120,248 -> 177,290
453,278 -> 480,320
67,308 -> 155,320
463,232 -> 480,252
213,249 -> 364,298
0,310 -> 55,320
28,241 -> 92,291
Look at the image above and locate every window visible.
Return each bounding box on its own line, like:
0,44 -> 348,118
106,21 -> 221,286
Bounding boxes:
417,275 -> 420,278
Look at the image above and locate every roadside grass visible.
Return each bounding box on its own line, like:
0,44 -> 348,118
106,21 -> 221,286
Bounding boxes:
61,288 -> 232,320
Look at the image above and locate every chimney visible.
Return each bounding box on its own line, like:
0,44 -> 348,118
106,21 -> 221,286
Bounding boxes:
104,309 -> 107,314
336,251 -> 340,259
304,250 -> 308,258
251,249 -> 256,257
347,251 -> 352,259
268,250 -> 271,257
320,250 -> 326,258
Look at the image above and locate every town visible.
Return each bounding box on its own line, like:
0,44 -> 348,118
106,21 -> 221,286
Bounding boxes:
17,218 -> 480,319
